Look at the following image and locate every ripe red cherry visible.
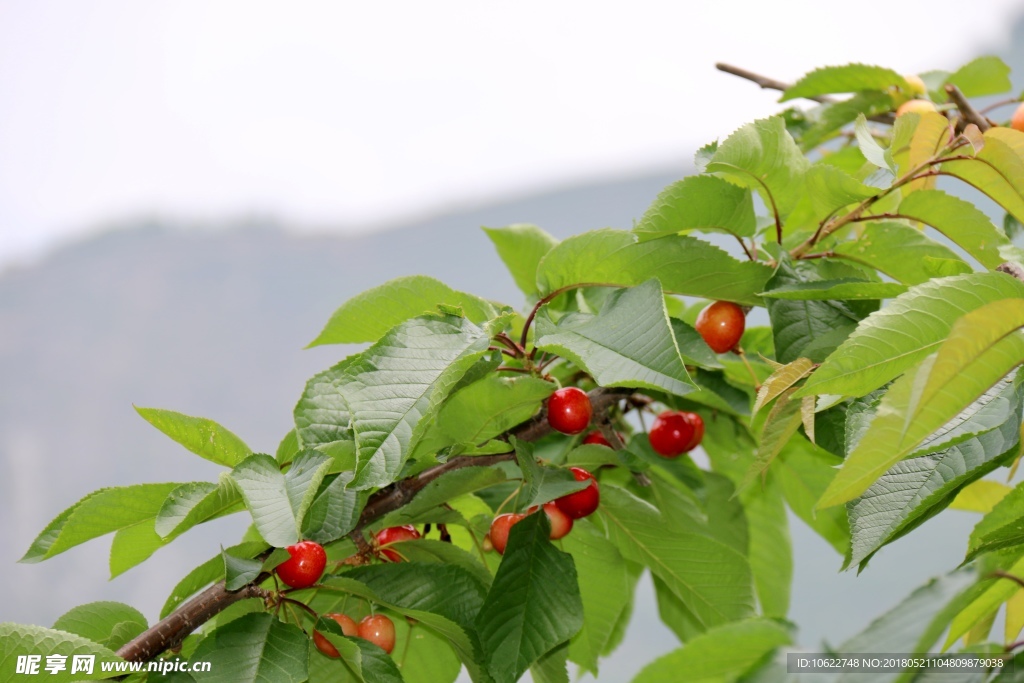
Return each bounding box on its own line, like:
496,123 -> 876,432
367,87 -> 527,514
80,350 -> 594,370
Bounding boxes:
547,387 -> 592,435
540,502 -> 573,540
489,513 -> 525,555
358,614 -> 397,654
582,430 -> 626,448
649,410 -> 703,457
313,613 -> 358,658
275,540 -> 327,589
554,467 -> 600,519
374,525 -> 421,562
694,301 -> 746,354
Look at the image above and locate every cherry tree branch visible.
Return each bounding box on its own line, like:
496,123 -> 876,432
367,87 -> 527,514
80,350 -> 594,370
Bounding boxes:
115,386 -> 630,663
944,84 -> 993,132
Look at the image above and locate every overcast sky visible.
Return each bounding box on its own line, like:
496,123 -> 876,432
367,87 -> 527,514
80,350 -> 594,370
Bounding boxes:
1,0 -> 1023,265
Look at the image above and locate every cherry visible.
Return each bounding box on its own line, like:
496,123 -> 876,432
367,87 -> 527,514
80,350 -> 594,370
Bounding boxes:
694,301 -> 746,354
358,614 -> 397,654
540,502 -> 574,540
489,512 -> 525,555
582,430 -> 625,448
903,74 -> 927,97
275,540 -> 327,589
313,613 -> 358,658
554,467 -> 600,519
374,525 -> 421,562
1012,102 -> 1024,133
547,387 -> 592,435
650,410 -> 703,457
895,99 -> 937,117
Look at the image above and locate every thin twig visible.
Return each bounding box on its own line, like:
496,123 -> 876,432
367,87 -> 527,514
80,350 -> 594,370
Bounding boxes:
715,63 -> 834,104
944,84 -> 993,132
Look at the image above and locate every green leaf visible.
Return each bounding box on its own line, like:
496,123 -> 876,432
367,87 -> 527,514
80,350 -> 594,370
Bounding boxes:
190,613 -> 309,683
0,623 -> 123,681
798,92 -> 895,152
742,388 -> 803,491
222,547 -> 263,591
797,272 -> 1024,398
230,451 -> 333,547
377,467 -> 507,530
705,117 -> 811,216
52,602 -> 147,651
945,128 -> 1024,226
535,229 -> 772,306
968,481 -> 1024,561
378,539 -> 493,588
759,279 -> 906,301
775,437 -> 850,555
670,318 -> 722,369
563,520 -> 632,675
630,618 -> 792,683
897,190 -> 1009,269
742,474 -> 792,618
530,642 -> 569,683
312,625 -> 405,683
782,63 -> 909,101
293,359 -> 356,449
598,485 -> 755,630
763,259 -> 864,364
536,280 -> 694,395
799,164 -> 877,224
476,513 -> 583,683
134,407 -> 251,467
303,472 -> 366,544
856,114 -> 896,172
21,482 -> 183,563
308,275 -> 497,346
833,221 -> 972,285
946,56 -> 1013,97
633,175 -> 756,240
483,224 -> 559,298
337,314 -> 492,489
155,475 -> 243,539
950,480 -> 1012,513
846,376 -> 1023,569
438,375 -> 554,445
754,358 -> 814,415
391,619 -> 462,683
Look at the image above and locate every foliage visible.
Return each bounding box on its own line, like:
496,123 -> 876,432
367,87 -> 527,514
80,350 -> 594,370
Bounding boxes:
10,57 -> 1024,682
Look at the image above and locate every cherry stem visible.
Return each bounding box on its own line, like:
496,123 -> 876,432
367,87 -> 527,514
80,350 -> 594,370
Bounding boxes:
280,596 -> 320,623
496,366 -> 532,374
737,348 -> 762,391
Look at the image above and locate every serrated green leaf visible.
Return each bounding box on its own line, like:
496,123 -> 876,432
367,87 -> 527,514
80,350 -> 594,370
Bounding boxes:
897,190 -> 1009,269
438,375 -> 553,445
536,280 -> 694,395
754,358 -> 815,415
798,92 -> 895,152
52,602 -> 147,651
742,387 -> 804,494
563,520 -> 631,675
945,128 -> 1024,225
303,472 -> 366,544
483,224 -> 559,298
631,617 -> 792,683
798,272 -> 1024,398
190,613 -> 308,683
856,113 -> 896,172
476,513 -> 583,683
308,275 -> 496,346
0,623 -> 123,681
530,642 -> 569,683
380,539 -> 493,588
670,318 -> 722,369
633,175 -> 756,240
759,279 -> 906,301
833,220 -> 972,285
847,376 -> 1023,569
968,480 -> 1024,562
222,548 -> 263,591
598,485 -> 754,630
705,117 -> 811,217
951,480 -> 1013,513
946,557 -> 1024,650
535,229 -> 772,305
230,451 -> 332,547
947,56 -> 1013,97
21,482 -> 183,564
155,476 -> 243,539
782,63 -> 908,102
134,407 -> 251,467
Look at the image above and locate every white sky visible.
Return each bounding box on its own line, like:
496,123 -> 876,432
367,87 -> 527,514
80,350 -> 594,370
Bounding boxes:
1,0 -> 1022,265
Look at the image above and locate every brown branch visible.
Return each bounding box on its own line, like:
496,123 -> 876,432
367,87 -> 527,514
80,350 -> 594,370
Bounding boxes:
997,262 -> 1024,283
944,84 -> 993,132
116,386 -> 630,663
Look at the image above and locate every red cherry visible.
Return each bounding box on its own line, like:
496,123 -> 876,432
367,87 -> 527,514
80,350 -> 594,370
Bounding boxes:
275,540 -> 327,589
489,513 -> 525,555
313,613 -> 358,658
541,502 -> 574,539
554,467 -> 600,519
547,387 -> 592,435
358,614 -> 397,654
1012,102 -> 1024,133
582,430 -> 626,448
649,410 -> 705,457
374,525 -> 421,562
694,301 -> 746,354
